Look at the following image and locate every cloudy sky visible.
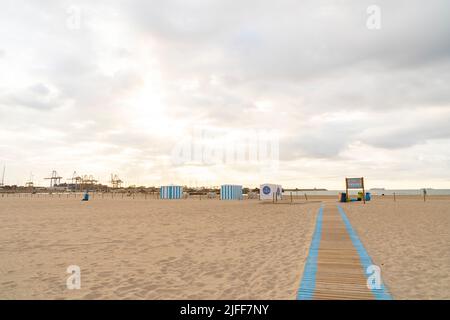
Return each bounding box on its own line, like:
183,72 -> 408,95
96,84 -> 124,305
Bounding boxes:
1,0 -> 449,189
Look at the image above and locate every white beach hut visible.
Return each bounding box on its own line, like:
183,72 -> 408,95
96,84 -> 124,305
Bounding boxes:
260,183 -> 283,201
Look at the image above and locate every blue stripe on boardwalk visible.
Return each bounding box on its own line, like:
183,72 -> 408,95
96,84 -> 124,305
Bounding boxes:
297,206 -> 323,300
337,205 -> 393,300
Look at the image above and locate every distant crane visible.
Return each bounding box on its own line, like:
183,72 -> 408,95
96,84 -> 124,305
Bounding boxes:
81,174 -> 97,184
110,174 -> 123,188
67,171 -> 82,190
80,174 -> 97,190
25,172 -> 34,188
44,170 -> 62,187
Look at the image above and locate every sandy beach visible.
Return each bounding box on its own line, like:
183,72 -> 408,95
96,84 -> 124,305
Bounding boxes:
1,195 -> 449,299
343,197 -> 450,299
0,197 -> 319,299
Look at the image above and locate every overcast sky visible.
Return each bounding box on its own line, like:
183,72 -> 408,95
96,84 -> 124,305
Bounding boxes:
1,0 -> 450,189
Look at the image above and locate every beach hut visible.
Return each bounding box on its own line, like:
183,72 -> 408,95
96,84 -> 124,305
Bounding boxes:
220,185 -> 243,200
260,183 -> 283,201
160,185 -> 183,199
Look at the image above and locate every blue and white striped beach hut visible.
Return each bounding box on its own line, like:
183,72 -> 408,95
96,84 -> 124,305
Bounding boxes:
160,185 -> 183,199
220,185 -> 243,200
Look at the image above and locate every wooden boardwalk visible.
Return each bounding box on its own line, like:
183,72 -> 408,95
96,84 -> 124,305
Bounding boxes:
297,204 -> 392,300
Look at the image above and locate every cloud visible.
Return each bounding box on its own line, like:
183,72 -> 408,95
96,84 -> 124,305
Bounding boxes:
0,0 -> 449,188
0,83 -> 65,110
360,108 -> 450,149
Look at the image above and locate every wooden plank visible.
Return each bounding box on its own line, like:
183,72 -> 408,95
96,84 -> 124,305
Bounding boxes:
312,205 -> 374,300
